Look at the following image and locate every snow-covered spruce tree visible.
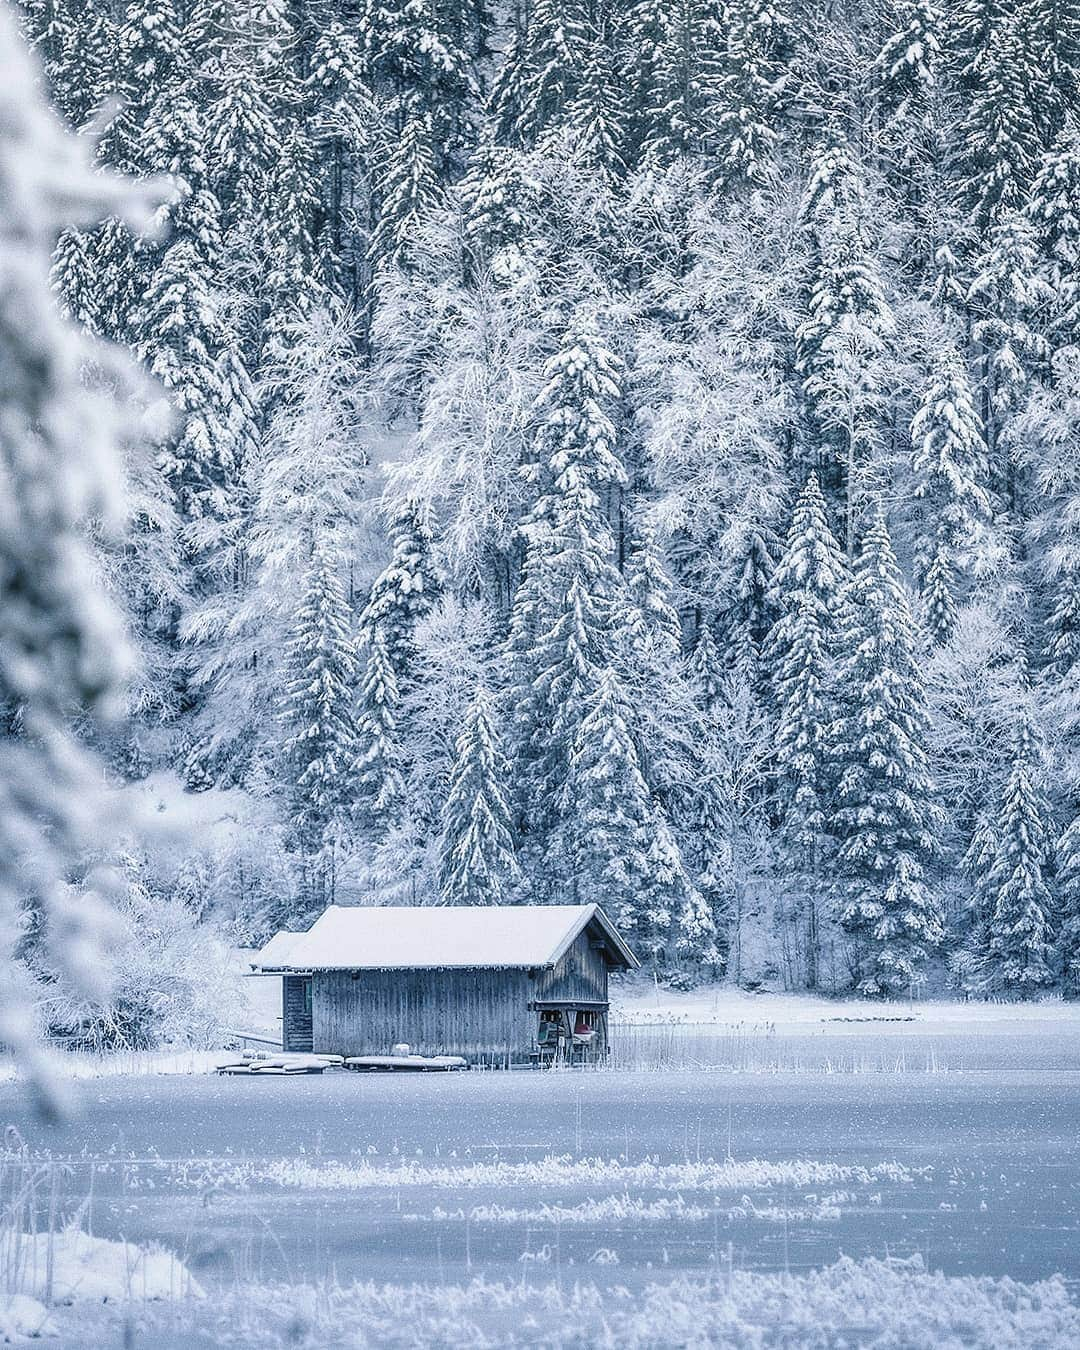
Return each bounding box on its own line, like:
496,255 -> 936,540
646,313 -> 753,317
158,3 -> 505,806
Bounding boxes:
974,718 -> 1056,995
563,27 -> 628,185
718,520 -> 781,693
1027,122 -> 1080,349
359,0 -> 471,116
966,210 -> 1052,465
22,0 -> 116,129
875,0 -> 943,131
201,16 -> 282,234
0,4 -> 159,1102
552,666 -> 714,965
306,17 -> 377,298
796,143 -> 895,555
1057,808 -> 1080,995
183,306 -> 365,786
830,509 -> 944,996
437,686 -> 521,905
1010,350 -> 1080,769
950,0 -> 1044,230
263,125 -> 330,356
130,236 -> 238,562
618,525 -> 692,814
359,499 -> 441,687
617,0 -> 674,165
354,627 -> 405,828
647,0 -> 725,160
278,535 -> 359,908
909,345 -> 991,605
513,0 -> 589,146
370,97 -> 443,277
503,317 -> 628,878
921,545 -> 960,645
712,0 -> 792,188
766,473 -> 849,987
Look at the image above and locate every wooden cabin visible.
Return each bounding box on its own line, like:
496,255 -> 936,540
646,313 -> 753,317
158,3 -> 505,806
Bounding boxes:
249,903 -> 639,1066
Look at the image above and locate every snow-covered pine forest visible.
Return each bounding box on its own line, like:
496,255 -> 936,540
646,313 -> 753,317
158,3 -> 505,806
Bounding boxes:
11,0 -> 1080,1022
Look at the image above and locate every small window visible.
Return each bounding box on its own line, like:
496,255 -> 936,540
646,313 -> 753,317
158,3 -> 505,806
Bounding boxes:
303,979 -> 312,1014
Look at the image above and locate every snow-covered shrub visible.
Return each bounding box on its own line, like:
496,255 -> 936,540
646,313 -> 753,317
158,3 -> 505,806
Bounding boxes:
41,865 -> 239,1052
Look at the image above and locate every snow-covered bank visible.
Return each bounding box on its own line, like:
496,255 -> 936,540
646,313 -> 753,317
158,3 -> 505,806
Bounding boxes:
610,977 -> 1080,1030
0,1229 -> 201,1342
48,1257 -> 1080,1349
3,1229 -> 203,1305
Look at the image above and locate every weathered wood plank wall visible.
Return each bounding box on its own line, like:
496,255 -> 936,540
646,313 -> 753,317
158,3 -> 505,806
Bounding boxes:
532,927 -> 609,1003
313,967 -> 536,1062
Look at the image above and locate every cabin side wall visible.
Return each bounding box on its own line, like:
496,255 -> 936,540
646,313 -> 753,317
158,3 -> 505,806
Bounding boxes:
531,928 -> 609,1003
312,968 -> 534,1063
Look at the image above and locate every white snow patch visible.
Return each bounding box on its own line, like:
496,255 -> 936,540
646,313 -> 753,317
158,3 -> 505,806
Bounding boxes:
0,1295 -> 55,1342
4,1228 -> 204,1304
0,1050 -> 221,1083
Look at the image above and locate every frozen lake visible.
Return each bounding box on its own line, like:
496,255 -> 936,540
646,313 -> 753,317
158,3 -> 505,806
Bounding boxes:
3,1067 -> 1079,1300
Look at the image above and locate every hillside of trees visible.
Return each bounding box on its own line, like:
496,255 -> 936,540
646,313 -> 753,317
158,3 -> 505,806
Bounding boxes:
15,0 -> 1080,1003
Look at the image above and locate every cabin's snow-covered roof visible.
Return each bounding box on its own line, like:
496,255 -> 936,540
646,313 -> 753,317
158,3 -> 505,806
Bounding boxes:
251,904 -> 638,972
251,930 -> 307,970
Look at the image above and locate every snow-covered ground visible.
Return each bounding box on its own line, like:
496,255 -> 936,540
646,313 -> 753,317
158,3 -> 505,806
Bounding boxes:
610,975 -> 1080,1027
2,1065 -> 1079,1345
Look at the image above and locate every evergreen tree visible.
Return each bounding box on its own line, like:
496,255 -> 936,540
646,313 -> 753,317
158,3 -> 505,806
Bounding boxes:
977,718 -> 1056,994
713,0 -> 792,187
354,628 -> 405,822
966,210 -> 1052,458
909,346 -> 991,595
831,510 -> 944,995
717,520 -> 780,689
876,0 -> 942,120
1056,808 -> 1080,995
619,0 -> 674,164
359,500 -> 441,686
619,525 -> 691,817
922,544 -> 959,645
797,144 -> 895,553
183,307 -> 364,783
370,98 -> 443,275
951,0 -> 1043,229
1026,123 -> 1080,348
564,30 -> 628,184
437,687 -> 521,905
130,236 -> 234,543
516,0 -> 589,144
552,667 -> 712,964
767,474 -> 849,985
24,0 -> 116,128
278,535 -> 359,898
0,3 -> 159,1092
503,318 -> 628,869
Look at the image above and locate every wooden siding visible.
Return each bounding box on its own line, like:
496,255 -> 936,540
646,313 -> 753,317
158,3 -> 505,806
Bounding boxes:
313,967 -> 536,1063
532,925 -> 609,1004
308,920 -> 616,1064
282,975 -> 313,1051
